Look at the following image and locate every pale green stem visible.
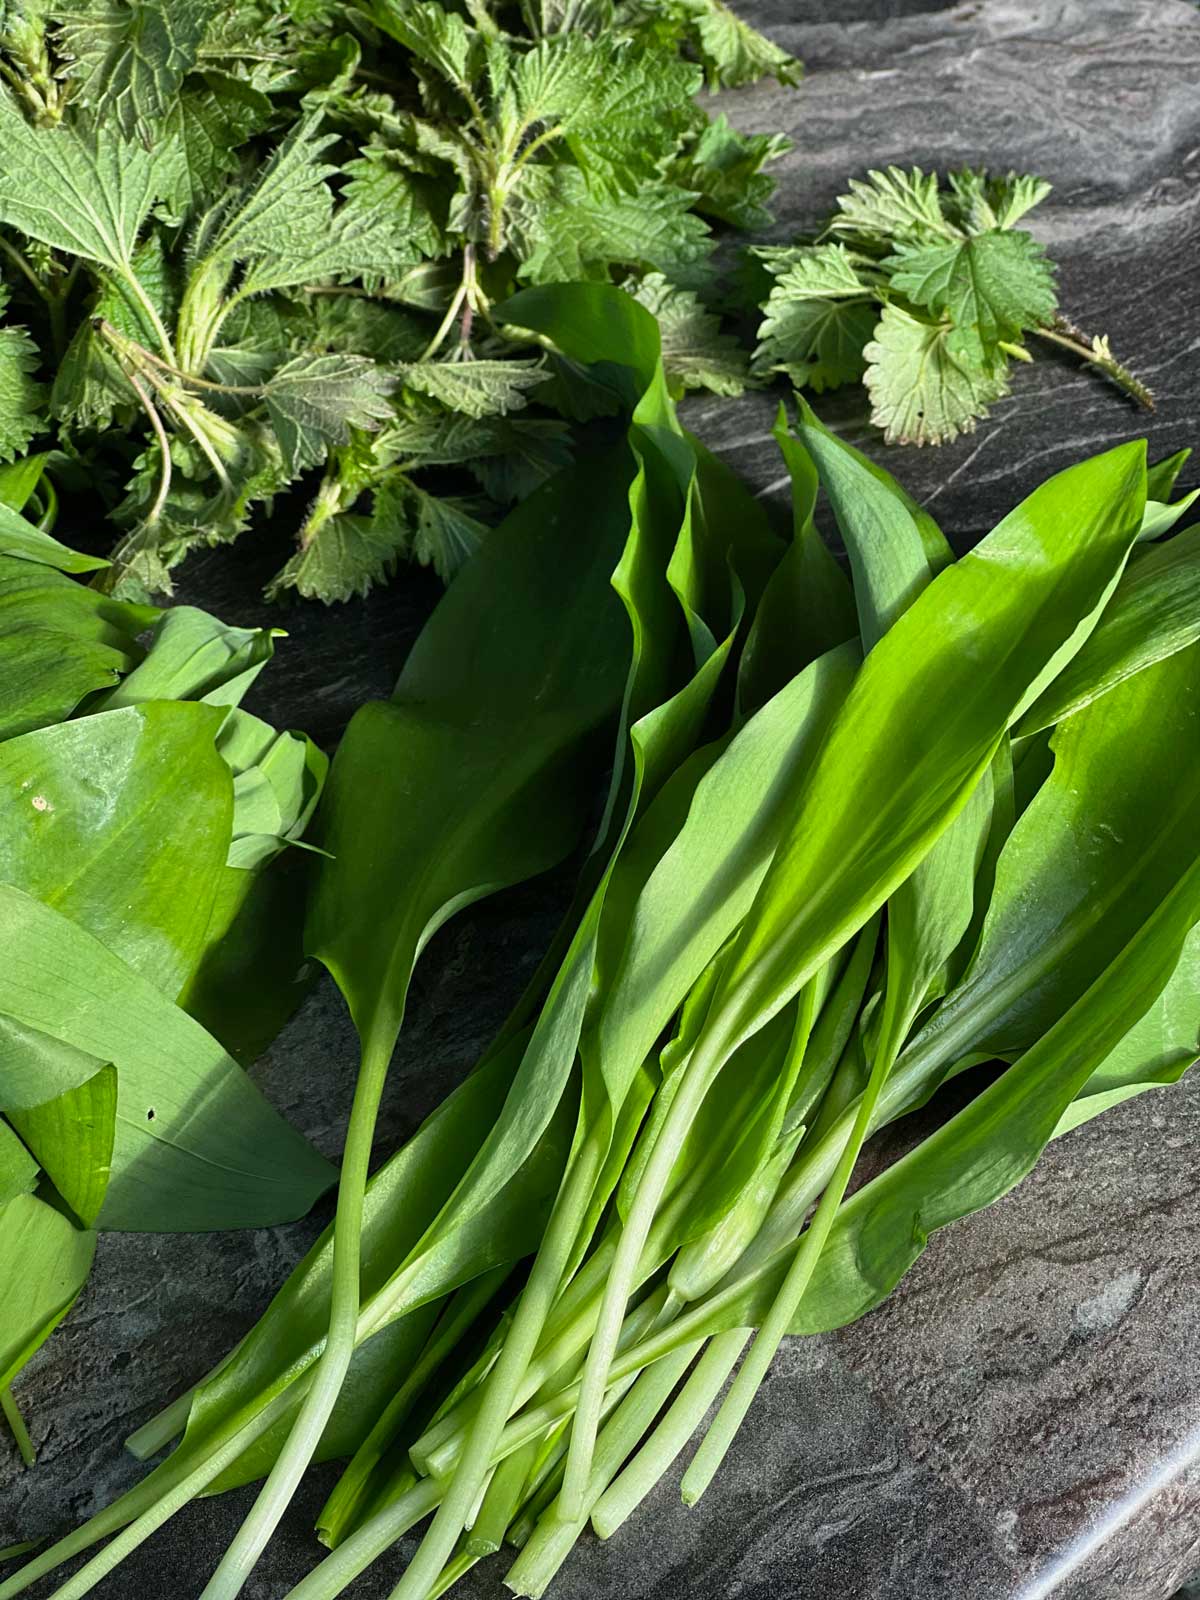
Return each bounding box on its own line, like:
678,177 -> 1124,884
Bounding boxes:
197,1024 -> 398,1600
1,1388 -> 33,1468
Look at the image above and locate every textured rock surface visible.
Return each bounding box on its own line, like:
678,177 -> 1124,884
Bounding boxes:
4,3 -> 1200,1597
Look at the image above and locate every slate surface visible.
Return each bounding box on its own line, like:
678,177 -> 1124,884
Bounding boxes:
5,3 -> 1200,1598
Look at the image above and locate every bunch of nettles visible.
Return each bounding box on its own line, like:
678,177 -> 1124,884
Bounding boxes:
0,0 -> 797,600
752,166 -> 1153,446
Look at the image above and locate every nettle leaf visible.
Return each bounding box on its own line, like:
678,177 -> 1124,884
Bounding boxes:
382,479 -> 486,580
830,165 -> 957,249
947,168 -> 1052,232
203,114 -> 339,267
263,353 -> 396,476
160,72 -> 275,213
887,228 -> 1058,367
0,325 -> 46,463
673,114 -> 789,232
268,511 -> 406,604
397,359 -> 550,419
629,275 -> 748,397
365,0 -> 478,85
754,244 -> 879,391
512,167 -> 711,284
864,303 -> 1010,446
54,0 -> 218,138
681,0 -> 801,89
0,94 -> 183,274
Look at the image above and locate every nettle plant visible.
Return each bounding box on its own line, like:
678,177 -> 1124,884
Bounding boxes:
0,0 -> 797,600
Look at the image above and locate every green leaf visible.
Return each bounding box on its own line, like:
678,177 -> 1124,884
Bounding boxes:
97,604 -> 280,711
0,703 -> 233,998
0,326 -> 45,464
0,882 -> 334,1230
753,246 -> 878,392
397,359 -> 549,420
672,115 -> 788,232
160,72 -> 275,213
512,166 -> 711,285
946,168 -> 1052,232
267,512 -> 406,604
0,1193 -> 96,1392
886,228 -> 1057,366
262,353 -> 395,476
0,95 -> 183,276
0,1119 -> 38,1206
793,847 -> 1200,1336
704,439 -> 1147,1064
8,1063 -> 117,1227
830,165 -> 956,249
1015,524 -> 1200,735
680,0 -> 801,89
0,451 -> 49,512
54,0 -> 218,138
628,276 -> 748,398
863,303 -> 1010,445
0,501 -> 108,572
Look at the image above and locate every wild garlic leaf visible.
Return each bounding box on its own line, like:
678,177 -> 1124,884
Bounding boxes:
263,352 -> 396,477
54,0 -> 218,138
397,359 -> 550,420
864,304 -> 1010,445
680,0 -> 801,89
829,165 -> 956,249
0,325 -> 46,463
629,275 -> 749,396
0,95 -> 183,274
0,1192 -> 95,1392
886,228 -> 1058,367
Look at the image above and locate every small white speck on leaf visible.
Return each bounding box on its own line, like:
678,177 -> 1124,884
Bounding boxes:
31,795 -> 51,812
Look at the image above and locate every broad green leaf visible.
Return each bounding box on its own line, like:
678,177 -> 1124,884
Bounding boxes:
8,1064 -> 117,1227
0,501 -> 108,572
0,453 -> 48,512
0,1015 -> 105,1112
97,605 -> 281,711
1054,922 -> 1200,1137
217,708 -> 326,868
0,1120 -> 38,1206
0,703 -> 233,998
790,851 -> 1200,1335
0,883 -> 334,1230
0,1194 -> 96,1392
1016,524 -> 1200,735
896,644 -> 1200,1097
704,440 -> 1147,1065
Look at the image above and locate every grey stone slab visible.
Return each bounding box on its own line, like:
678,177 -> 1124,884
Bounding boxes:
4,3 -> 1200,1598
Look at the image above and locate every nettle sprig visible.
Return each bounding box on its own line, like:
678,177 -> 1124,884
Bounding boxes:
0,0 -> 797,601
753,166 -> 1154,445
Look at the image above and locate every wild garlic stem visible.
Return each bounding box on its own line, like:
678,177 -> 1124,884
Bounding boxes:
0,1387 -> 33,1467
197,1024 -> 397,1600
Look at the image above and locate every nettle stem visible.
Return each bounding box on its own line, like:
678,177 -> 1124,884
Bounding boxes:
1034,315 -> 1155,412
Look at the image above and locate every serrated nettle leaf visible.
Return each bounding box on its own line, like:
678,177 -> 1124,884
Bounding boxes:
755,288 -> 877,394
0,95 -> 183,277
397,358 -> 550,419
364,0 -> 478,86
682,0 -> 801,89
388,480 -> 487,580
886,228 -> 1058,367
193,113 -> 338,275
864,304 -> 1010,446
0,325 -> 46,463
267,512 -> 402,604
946,168 -> 1052,233
629,275 -> 748,397
830,165 -> 957,249
159,72 -> 275,214
54,0 -> 218,139
670,114 -> 787,233
263,352 -> 396,477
